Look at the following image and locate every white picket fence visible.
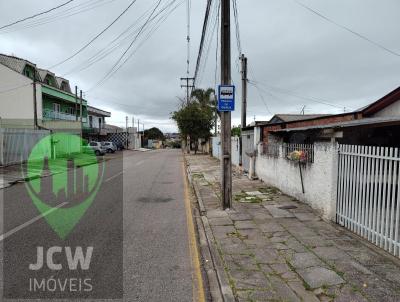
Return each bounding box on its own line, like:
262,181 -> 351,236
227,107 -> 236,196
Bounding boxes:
337,145 -> 400,257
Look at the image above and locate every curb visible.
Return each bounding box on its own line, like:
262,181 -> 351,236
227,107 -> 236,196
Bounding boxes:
184,155 -> 235,302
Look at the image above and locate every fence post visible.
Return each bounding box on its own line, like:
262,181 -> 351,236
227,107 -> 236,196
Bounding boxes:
329,140 -> 339,221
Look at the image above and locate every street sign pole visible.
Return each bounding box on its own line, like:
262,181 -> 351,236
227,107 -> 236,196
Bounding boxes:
220,0 -> 232,209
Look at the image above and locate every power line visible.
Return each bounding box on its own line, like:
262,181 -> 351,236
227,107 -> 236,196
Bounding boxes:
294,0 -> 400,57
0,0 -> 75,30
87,0 -> 181,92
61,2 -> 165,76
0,0 -> 115,34
232,0 -> 241,56
186,0 -> 191,75
48,0 -> 138,69
193,0 -> 213,86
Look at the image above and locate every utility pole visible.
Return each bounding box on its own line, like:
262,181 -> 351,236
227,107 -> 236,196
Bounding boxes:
126,116 -> 129,148
220,0 -> 232,209
32,69 -> 38,129
239,54 -> 247,166
75,86 -> 78,121
180,77 -> 195,104
79,90 -> 83,139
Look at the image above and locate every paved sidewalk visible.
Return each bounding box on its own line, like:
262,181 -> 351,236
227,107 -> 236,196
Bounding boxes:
187,154 -> 400,302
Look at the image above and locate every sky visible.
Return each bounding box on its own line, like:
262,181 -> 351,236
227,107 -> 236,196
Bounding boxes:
0,0 -> 399,132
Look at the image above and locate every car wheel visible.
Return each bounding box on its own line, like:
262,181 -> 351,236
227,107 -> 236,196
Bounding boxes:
107,149 -> 112,153
95,150 -> 100,156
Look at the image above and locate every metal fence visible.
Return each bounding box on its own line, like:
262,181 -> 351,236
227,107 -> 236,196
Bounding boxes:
284,143 -> 315,163
0,128 -> 50,166
337,145 -> 400,257
261,142 -> 280,158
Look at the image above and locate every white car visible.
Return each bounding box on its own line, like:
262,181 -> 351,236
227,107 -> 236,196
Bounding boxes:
85,141 -> 106,156
101,141 -> 117,153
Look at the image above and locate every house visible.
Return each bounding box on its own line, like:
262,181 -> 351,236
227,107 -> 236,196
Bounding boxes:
83,105 -> 111,141
0,54 -> 87,132
249,86 -> 400,258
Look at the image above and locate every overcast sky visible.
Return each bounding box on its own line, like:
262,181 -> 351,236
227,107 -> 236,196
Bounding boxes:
0,0 -> 399,132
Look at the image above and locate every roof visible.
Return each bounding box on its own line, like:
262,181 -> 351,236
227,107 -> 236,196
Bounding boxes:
0,53 -> 36,74
270,114 -> 331,123
361,86 -> 400,116
272,117 -> 400,133
87,106 -> 111,117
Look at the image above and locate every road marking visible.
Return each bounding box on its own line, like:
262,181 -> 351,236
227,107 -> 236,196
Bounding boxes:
182,162 -> 205,302
135,160 -> 145,166
0,202 -> 68,242
103,171 -> 124,183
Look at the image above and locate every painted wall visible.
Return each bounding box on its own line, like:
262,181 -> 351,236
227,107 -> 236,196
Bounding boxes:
211,136 -> 240,166
0,64 -> 42,126
255,141 -> 338,220
372,99 -> 400,117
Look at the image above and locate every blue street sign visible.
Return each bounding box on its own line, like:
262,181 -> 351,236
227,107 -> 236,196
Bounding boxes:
218,85 -> 235,112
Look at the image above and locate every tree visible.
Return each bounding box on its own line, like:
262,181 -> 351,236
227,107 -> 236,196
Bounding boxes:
171,89 -> 215,154
231,125 -> 241,137
144,127 -> 165,141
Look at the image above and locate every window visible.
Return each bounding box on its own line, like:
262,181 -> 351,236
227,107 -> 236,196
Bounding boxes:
89,116 -> 93,128
53,103 -> 60,112
66,107 -> 75,115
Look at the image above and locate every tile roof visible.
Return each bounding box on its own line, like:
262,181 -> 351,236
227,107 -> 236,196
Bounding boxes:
0,53 -> 36,74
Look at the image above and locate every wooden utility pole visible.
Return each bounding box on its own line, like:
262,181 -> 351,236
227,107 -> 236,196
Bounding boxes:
79,90 -> 83,139
220,0 -> 232,209
239,54 -> 247,166
180,77 -> 195,104
75,86 -> 78,121
32,69 -> 38,129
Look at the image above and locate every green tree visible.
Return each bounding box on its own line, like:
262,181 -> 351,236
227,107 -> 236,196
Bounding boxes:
171,89 -> 215,154
144,127 -> 165,141
231,126 -> 241,137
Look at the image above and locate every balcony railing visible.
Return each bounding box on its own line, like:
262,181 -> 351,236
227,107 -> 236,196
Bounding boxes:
43,109 -> 87,122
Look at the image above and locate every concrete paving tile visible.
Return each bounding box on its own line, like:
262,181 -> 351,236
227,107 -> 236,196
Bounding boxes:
287,281 -> 320,302
293,212 -> 320,221
264,205 -> 295,218
270,263 -> 291,274
207,209 -> 229,218
229,270 -> 269,289
235,220 -> 258,230
290,252 -> 324,269
258,222 -> 285,233
313,246 -> 349,261
228,213 -> 253,221
297,267 -> 345,289
208,216 -> 234,226
268,275 -> 301,302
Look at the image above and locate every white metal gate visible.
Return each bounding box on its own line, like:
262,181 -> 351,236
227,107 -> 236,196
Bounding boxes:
337,144 -> 400,257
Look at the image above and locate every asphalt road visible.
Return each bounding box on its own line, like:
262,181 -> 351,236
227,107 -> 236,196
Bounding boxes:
0,149 -> 202,301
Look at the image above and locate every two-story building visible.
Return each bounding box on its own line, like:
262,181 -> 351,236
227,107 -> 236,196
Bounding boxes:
0,54 -> 87,133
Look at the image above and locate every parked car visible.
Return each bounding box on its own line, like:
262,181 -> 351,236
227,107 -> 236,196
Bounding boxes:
115,142 -> 125,151
101,141 -> 117,153
84,141 -> 106,156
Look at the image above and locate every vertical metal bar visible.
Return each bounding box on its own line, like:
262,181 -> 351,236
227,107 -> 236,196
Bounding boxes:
389,148 -> 398,254
375,147 -> 384,245
368,146 -> 377,242
348,145 -> 356,231
384,148 -> 393,251
394,149 -> 400,256
337,145 -> 344,224
360,146 -> 368,238
355,146 -> 363,235
343,145 -> 351,228
379,147 -> 388,248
